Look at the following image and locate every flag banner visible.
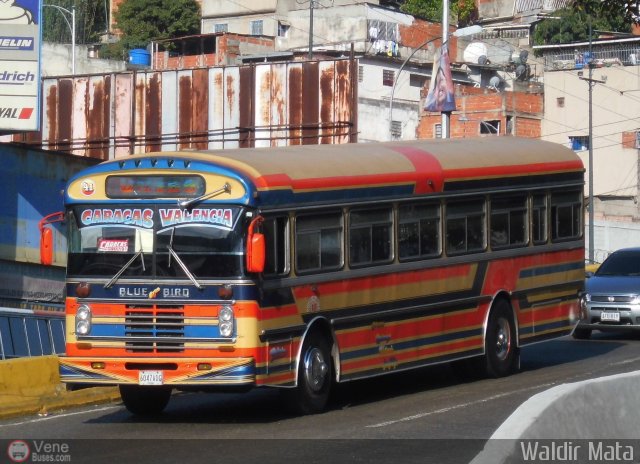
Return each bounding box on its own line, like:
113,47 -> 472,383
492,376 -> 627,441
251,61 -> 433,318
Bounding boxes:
424,46 -> 456,113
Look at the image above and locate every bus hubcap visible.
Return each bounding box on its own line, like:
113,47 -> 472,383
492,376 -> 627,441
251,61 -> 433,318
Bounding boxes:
303,347 -> 328,392
495,318 -> 511,361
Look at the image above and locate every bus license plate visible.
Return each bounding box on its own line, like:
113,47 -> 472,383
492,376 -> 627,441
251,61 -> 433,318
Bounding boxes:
601,311 -> 620,322
139,370 -> 163,385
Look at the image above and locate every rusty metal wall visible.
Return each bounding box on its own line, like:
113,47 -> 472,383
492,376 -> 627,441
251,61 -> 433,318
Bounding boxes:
17,59 -> 356,160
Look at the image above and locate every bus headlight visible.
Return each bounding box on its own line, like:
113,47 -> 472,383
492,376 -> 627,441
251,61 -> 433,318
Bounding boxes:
219,306 -> 234,337
75,304 -> 92,335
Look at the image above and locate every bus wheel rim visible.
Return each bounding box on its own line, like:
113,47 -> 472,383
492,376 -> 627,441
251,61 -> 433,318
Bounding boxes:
495,318 -> 511,361
303,347 -> 328,392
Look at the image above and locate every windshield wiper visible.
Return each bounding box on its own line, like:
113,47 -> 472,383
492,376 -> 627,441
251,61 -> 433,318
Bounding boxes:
166,244 -> 204,290
178,182 -> 231,210
104,250 -> 145,289
104,231 -> 146,289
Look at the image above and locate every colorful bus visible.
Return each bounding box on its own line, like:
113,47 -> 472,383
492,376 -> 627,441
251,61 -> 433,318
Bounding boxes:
44,137 -> 585,415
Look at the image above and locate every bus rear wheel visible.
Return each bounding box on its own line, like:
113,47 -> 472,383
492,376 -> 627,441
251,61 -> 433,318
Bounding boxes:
119,385 -> 172,416
484,300 -> 519,378
287,331 -> 333,415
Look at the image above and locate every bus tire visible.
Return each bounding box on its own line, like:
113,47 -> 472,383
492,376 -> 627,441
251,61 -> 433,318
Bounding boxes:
119,385 -> 172,416
484,299 -> 519,378
288,331 -> 333,415
572,326 -> 592,340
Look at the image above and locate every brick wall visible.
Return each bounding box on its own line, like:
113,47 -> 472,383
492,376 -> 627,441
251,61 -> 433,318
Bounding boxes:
399,19 -> 458,51
416,84 -> 543,139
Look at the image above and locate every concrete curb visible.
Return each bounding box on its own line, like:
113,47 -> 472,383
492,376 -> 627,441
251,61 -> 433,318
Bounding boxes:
470,370 -> 640,463
0,356 -> 120,420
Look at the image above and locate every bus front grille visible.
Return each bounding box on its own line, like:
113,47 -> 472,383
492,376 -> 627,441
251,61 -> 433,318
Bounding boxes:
125,309 -> 185,353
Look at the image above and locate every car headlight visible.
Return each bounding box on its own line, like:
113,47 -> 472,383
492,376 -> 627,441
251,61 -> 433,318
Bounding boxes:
580,293 -> 590,311
75,304 -> 92,335
219,306 -> 234,337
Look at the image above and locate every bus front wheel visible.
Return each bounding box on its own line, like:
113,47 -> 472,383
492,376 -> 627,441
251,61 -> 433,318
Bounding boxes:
119,385 -> 172,416
484,300 -> 519,378
288,331 -> 333,415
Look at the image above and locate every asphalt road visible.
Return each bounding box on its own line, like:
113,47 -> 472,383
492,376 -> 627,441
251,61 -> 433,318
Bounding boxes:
1,331 -> 639,464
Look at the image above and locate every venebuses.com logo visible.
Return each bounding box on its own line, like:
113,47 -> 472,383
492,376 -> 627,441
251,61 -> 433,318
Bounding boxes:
6,440 -> 71,462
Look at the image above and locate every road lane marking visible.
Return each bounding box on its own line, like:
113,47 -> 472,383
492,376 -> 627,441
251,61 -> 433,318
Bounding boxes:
0,405 -> 120,428
366,382 -> 555,428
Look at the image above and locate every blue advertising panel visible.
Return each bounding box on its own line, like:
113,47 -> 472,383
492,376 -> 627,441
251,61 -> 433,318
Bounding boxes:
0,0 -> 42,131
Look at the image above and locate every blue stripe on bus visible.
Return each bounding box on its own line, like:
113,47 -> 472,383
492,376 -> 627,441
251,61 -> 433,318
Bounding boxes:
519,261 -> 584,278
89,324 -> 220,338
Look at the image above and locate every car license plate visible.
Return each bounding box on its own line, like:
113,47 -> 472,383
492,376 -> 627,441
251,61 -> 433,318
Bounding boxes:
139,370 -> 163,385
600,311 -> 620,322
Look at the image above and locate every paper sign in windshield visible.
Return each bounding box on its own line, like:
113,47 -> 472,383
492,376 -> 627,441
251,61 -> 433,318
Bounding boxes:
98,239 -> 129,253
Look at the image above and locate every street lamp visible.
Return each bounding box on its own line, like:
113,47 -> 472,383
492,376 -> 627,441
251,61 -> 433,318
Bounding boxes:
44,3 -> 76,75
388,24 -> 481,141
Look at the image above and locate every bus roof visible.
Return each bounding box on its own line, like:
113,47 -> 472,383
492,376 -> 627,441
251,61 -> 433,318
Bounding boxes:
69,137 -> 584,208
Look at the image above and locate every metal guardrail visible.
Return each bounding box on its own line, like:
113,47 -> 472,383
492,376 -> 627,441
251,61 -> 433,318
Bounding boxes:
542,43 -> 640,71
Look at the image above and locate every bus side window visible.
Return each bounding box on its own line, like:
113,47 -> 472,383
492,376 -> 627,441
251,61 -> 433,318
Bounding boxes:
398,203 -> 441,261
0,316 -> 12,359
532,194 -> 548,245
295,212 -> 343,273
349,207 -> 393,267
490,195 -> 528,249
50,319 -> 66,354
446,199 -> 486,255
263,216 -> 290,276
551,191 -> 583,241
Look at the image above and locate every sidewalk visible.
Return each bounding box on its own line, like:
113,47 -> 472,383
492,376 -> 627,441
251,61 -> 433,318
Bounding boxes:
0,356 -> 120,420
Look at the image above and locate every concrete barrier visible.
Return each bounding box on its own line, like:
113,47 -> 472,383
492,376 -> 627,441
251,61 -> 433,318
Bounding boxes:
471,370 -> 640,463
0,356 -> 120,419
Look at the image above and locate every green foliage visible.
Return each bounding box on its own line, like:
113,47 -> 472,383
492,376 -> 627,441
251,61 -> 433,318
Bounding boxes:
400,0 -> 478,26
114,0 -> 201,51
43,0 -> 107,44
534,0 -> 634,45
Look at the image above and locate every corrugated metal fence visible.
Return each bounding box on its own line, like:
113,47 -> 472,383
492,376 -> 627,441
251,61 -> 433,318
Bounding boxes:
13,59 -> 357,159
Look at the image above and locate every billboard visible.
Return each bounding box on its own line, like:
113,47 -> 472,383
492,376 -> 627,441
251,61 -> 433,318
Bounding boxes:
0,0 -> 41,131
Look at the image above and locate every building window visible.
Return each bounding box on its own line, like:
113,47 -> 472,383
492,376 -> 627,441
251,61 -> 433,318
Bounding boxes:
434,124 -> 442,139
506,116 -> 513,135
214,23 -> 228,33
250,20 -> 263,36
278,21 -> 289,38
480,120 -> 500,134
569,136 -> 589,151
382,69 -> 395,87
358,65 -> 364,83
410,74 -> 427,88
390,120 -> 402,139
557,97 -> 565,107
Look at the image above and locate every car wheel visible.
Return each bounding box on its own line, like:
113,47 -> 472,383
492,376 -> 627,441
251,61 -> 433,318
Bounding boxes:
572,326 -> 592,340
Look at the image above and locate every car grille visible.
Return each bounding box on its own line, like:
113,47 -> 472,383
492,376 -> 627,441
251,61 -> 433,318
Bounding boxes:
125,305 -> 185,353
590,295 -> 636,303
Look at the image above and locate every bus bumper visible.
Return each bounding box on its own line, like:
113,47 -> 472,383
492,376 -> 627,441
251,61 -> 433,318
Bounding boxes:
59,356 -> 256,387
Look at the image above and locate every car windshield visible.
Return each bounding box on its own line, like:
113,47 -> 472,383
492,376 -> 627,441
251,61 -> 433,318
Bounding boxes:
595,250 -> 640,277
66,205 -> 247,279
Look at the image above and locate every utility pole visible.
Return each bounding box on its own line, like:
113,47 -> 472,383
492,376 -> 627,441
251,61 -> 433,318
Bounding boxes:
308,0 -> 314,60
441,0 -> 450,138
579,19 -> 605,263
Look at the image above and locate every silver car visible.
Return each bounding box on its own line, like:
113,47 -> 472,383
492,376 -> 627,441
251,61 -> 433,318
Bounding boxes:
574,247 -> 640,339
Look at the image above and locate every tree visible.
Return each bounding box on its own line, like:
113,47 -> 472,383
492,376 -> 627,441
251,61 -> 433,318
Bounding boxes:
43,0 -> 107,45
534,0 -> 631,45
400,0 -> 478,26
114,0 -> 201,51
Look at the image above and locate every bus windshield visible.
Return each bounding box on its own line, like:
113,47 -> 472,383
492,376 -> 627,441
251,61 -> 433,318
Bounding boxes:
66,205 -> 246,279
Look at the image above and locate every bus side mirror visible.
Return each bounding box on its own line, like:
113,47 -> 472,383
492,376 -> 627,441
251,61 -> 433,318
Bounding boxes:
246,216 -> 265,273
40,227 -> 54,265
39,212 -> 65,266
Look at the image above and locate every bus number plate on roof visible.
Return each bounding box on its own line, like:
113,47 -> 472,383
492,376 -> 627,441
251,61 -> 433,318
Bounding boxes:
139,370 -> 164,385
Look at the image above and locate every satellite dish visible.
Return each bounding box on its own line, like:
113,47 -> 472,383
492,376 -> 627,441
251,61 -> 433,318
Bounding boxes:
463,42 -> 488,64
515,64 -> 530,80
519,50 -> 529,64
489,76 -> 502,89
478,55 -> 488,65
